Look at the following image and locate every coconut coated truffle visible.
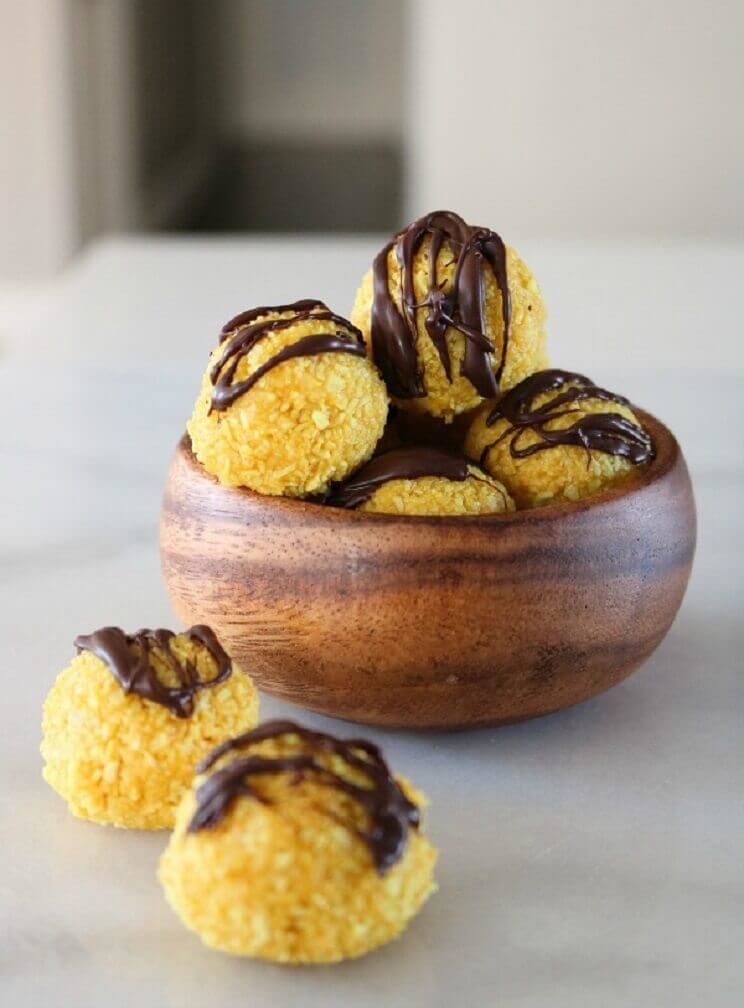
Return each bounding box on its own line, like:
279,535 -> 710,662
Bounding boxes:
41,626 -> 259,830
330,447 -> 514,516
188,299 -> 388,497
351,210 -> 548,421
159,720 -> 437,963
465,369 -> 654,509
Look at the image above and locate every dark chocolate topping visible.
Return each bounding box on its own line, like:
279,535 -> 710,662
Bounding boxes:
74,625 -> 232,718
328,446 -> 476,509
371,210 -> 510,400
188,719 -> 420,875
480,369 -> 654,466
209,299 -> 366,412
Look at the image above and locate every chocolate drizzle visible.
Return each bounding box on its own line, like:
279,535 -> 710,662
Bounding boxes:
209,299 -> 366,412
188,720 -> 420,875
371,210 -> 510,400
74,625 -> 232,718
481,369 -> 654,466
328,446 -> 477,509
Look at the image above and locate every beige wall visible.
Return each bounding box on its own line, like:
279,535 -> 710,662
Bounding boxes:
0,0 -> 220,283
217,0 -> 404,142
0,0 -> 78,282
407,0 -> 744,236
2,0 -> 741,289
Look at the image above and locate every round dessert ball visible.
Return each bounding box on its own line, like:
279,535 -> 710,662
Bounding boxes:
159,720 -> 437,963
330,447 -> 514,516
188,299 -> 388,497
41,626 -> 259,830
351,210 -> 548,421
465,369 -> 654,509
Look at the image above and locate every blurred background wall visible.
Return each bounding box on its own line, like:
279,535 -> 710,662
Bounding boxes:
0,0 -> 742,289
205,0 -> 403,231
0,0 -> 78,282
407,0 -> 744,238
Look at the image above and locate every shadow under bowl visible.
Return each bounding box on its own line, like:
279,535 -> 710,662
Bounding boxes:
160,412 -> 696,729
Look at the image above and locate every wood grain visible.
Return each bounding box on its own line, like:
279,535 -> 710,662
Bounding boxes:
160,412 -> 696,729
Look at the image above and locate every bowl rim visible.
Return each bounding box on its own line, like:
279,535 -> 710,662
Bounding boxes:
175,409 -> 681,528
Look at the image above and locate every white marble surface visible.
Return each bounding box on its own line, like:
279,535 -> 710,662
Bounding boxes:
2,238 -> 743,1007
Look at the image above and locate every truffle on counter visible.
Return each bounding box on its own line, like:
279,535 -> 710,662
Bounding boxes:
159,720 -> 437,963
329,446 -> 514,516
465,369 -> 654,509
41,626 -> 259,829
188,300 -> 388,497
351,210 -> 548,421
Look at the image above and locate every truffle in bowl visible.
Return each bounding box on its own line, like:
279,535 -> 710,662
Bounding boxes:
160,410 -> 695,729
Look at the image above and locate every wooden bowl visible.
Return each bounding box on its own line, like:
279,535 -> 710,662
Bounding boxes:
160,413 -> 695,729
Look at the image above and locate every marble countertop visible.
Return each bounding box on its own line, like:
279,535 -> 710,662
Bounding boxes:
2,237 -> 743,1007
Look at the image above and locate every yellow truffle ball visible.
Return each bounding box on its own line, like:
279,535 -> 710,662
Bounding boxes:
188,301 -> 388,497
41,629 -> 259,830
361,467 -> 514,516
329,446 -> 514,516
465,369 -> 653,509
159,722 -> 437,963
351,211 -> 548,421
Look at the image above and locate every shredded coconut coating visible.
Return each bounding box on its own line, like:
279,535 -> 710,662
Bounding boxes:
41,637 -> 259,830
159,735 -> 437,963
465,384 -> 646,509
361,466 -> 515,516
351,241 -> 548,421
188,307 -> 389,497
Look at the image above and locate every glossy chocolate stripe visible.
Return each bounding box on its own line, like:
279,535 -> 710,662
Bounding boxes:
371,210 -> 510,399
74,625 -> 231,717
209,299 -> 366,412
188,720 -> 419,875
482,368 -> 654,465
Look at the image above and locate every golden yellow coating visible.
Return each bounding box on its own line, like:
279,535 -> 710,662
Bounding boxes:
465,383 -> 645,509
188,306 -> 388,497
159,735 -> 437,963
361,466 -> 515,516
41,636 -> 259,830
351,241 -> 548,421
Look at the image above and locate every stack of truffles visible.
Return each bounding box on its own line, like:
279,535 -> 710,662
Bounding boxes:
188,210 -> 654,514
